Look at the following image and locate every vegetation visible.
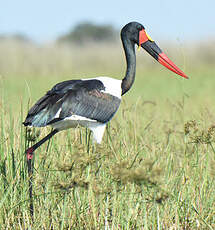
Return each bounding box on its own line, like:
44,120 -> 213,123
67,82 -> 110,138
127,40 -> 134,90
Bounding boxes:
0,38 -> 215,229
0,33 -> 31,43
58,22 -> 117,44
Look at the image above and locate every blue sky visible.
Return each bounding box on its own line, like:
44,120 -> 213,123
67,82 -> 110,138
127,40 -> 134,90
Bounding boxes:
0,0 -> 214,43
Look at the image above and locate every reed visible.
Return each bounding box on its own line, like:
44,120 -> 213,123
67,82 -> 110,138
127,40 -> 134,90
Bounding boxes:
0,39 -> 214,229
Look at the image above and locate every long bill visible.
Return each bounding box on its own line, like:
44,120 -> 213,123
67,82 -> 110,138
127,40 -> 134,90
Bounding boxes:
139,30 -> 188,79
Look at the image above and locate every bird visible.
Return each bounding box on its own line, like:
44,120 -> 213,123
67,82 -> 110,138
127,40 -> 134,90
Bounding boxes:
23,21 -> 188,160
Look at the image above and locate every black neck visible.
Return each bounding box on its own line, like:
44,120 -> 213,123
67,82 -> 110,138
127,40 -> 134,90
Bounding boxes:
121,37 -> 136,95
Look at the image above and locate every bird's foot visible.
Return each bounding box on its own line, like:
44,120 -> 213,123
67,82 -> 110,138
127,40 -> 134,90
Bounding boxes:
26,147 -> 34,160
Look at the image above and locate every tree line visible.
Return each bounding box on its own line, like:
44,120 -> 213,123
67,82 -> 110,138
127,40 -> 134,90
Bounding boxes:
0,22 -> 118,44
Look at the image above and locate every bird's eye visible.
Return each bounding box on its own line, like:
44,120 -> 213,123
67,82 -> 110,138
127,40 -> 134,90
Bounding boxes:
137,25 -> 144,31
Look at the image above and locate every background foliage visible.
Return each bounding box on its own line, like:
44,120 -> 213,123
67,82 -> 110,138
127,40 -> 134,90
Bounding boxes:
57,22 -> 117,44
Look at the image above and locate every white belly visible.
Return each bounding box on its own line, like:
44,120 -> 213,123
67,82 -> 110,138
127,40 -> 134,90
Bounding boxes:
51,115 -> 106,143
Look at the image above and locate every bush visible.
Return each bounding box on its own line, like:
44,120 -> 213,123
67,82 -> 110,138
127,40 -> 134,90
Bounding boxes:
58,21 -> 117,44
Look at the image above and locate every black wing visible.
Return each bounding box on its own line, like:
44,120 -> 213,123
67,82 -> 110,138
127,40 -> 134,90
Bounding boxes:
23,79 -> 121,127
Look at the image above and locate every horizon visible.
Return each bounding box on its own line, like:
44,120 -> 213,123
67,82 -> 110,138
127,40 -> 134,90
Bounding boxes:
0,0 -> 215,43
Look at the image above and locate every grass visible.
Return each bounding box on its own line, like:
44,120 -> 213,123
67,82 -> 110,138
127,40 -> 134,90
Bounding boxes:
0,39 -> 215,229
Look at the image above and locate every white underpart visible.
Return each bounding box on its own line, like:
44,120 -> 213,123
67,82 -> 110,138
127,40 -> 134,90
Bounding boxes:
83,77 -> 122,99
51,115 -> 106,144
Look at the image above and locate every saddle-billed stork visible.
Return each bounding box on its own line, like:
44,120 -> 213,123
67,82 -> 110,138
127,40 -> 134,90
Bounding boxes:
24,22 -> 188,160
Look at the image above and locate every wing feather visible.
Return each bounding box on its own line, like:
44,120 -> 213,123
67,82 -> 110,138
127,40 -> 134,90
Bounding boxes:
23,79 -> 121,127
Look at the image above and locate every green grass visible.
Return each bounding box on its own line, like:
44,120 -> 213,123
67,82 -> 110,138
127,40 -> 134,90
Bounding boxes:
0,40 -> 215,229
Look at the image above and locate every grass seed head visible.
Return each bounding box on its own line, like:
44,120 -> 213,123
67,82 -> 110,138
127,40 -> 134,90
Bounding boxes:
54,178 -> 89,190
185,120 -> 215,144
111,159 -> 163,186
26,127 -> 41,142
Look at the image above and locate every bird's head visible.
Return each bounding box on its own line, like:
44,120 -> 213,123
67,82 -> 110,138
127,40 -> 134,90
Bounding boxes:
121,22 -> 188,79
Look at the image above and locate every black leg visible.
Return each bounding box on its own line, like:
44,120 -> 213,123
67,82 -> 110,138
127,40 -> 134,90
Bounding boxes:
26,129 -> 59,219
26,129 -> 59,160
27,158 -> 34,219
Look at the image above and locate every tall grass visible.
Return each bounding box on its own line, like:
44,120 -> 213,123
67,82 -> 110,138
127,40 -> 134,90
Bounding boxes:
0,39 -> 215,229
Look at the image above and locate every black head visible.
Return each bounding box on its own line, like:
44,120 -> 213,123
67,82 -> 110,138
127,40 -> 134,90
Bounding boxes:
120,21 -> 188,79
121,22 -> 145,45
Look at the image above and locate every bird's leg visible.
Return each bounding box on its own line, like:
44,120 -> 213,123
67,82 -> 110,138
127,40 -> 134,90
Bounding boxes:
26,129 -> 59,160
26,129 -> 59,219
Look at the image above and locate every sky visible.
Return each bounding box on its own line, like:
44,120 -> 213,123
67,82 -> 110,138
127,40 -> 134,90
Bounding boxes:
0,0 -> 215,43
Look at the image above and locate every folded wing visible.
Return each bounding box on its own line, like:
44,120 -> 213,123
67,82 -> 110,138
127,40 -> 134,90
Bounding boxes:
23,79 -> 121,127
